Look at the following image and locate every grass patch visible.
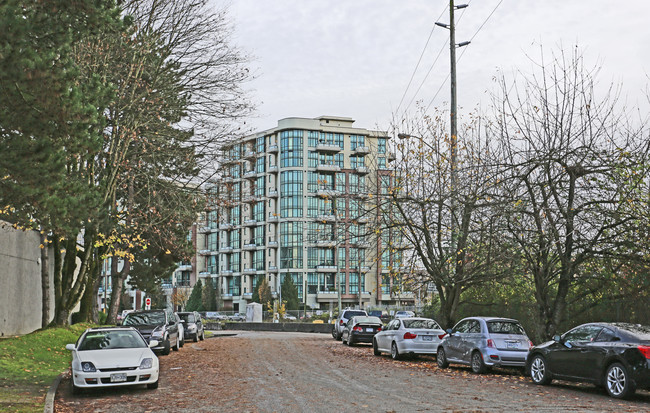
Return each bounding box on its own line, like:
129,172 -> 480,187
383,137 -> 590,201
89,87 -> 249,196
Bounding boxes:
0,323 -> 95,412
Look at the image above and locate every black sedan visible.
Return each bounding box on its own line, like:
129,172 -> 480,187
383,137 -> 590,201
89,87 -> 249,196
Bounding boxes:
341,316 -> 383,346
526,322 -> 650,399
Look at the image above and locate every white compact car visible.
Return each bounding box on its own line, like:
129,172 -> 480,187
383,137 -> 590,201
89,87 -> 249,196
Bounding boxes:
66,327 -> 160,394
373,317 -> 445,360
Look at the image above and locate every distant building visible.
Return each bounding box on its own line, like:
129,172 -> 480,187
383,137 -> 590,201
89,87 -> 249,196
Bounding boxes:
189,116 -> 414,312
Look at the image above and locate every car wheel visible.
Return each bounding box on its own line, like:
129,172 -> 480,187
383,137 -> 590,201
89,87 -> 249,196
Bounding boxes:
147,379 -> 159,390
162,338 -> 171,355
179,336 -> 184,348
373,339 -> 381,356
193,333 -> 199,342
200,330 -> 205,340
347,336 -> 355,346
530,354 -> 552,385
437,347 -> 449,368
605,362 -> 636,399
391,342 -> 400,360
471,351 -> 487,374
172,335 -> 179,351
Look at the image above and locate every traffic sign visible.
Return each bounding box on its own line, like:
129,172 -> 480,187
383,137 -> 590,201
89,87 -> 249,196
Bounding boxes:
145,297 -> 151,309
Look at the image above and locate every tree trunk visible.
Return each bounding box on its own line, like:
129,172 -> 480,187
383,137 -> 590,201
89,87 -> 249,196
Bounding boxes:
40,232 -> 50,328
106,257 -> 131,324
78,259 -> 99,323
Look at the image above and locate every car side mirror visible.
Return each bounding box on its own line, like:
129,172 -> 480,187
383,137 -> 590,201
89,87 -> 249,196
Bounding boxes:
552,335 -> 562,343
149,340 -> 159,348
446,328 -> 453,335
65,344 -> 76,351
179,320 -> 185,323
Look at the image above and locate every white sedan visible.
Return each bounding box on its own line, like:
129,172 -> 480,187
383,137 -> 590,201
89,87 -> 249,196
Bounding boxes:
373,317 -> 445,360
66,327 -> 159,394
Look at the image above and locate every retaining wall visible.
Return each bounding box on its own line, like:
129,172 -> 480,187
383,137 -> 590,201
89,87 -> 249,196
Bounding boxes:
205,322 -> 333,334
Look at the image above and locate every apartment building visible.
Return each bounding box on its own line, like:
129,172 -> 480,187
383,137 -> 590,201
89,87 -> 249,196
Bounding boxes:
193,116 -> 414,312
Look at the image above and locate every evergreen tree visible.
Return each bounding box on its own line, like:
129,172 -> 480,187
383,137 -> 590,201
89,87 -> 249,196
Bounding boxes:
186,279 -> 204,311
202,283 -> 217,311
258,277 -> 272,306
281,275 -> 300,310
251,275 -> 265,303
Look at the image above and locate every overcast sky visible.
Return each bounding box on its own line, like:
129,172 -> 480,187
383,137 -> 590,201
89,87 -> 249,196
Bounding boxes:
219,0 -> 650,133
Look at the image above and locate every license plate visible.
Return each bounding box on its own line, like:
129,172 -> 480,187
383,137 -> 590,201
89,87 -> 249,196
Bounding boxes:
506,341 -> 518,349
110,373 -> 127,382
366,328 -> 374,332
422,335 -> 433,341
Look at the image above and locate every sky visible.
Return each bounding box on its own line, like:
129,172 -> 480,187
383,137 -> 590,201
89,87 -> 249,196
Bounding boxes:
217,0 -> 650,134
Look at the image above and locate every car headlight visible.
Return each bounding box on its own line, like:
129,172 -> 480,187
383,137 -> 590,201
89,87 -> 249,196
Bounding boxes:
81,362 -> 96,372
151,327 -> 164,339
139,358 -> 153,369
187,326 -> 196,333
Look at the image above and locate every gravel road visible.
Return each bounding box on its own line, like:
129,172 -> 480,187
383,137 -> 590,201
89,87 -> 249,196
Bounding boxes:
55,330 -> 650,412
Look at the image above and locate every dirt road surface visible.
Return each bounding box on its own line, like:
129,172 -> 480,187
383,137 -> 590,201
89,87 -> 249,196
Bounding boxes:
55,331 -> 650,412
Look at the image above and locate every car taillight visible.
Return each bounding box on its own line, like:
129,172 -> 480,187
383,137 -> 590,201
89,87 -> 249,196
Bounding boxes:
403,332 -> 417,340
438,333 -> 447,339
487,339 -> 496,348
638,345 -> 650,359
353,326 -> 363,332
377,326 -> 382,332
528,340 -> 534,349
340,320 -> 344,325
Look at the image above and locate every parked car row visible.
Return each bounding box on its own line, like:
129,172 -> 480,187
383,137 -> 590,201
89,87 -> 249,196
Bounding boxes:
334,311 -> 650,399
66,309 -> 206,394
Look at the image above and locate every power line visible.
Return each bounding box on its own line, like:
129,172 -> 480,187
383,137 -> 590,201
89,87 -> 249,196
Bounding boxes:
420,0 -> 504,117
394,4 -> 449,117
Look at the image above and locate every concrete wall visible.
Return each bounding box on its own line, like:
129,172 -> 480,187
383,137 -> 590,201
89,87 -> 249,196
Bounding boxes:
213,322 -> 332,334
0,220 -> 54,336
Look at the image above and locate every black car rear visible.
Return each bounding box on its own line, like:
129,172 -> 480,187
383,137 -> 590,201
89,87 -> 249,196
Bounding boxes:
527,322 -> 650,399
342,316 -> 383,346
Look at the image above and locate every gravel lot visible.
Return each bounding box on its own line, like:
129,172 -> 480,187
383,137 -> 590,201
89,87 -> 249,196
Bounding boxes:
54,330 -> 650,412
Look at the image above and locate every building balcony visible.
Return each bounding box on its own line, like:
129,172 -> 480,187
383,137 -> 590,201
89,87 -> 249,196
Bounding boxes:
198,249 -> 211,255
316,143 -> 342,153
242,243 -> 258,251
221,269 -> 234,275
222,293 -> 234,300
391,240 -> 410,250
242,195 -> 256,204
243,150 -> 256,160
351,240 -> 369,248
222,157 -> 238,165
223,175 -> 235,183
268,144 -> 278,153
388,152 -> 396,162
316,291 -> 339,302
316,214 -> 336,222
354,166 -> 369,175
316,239 -> 337,248
267,215 -> 279,223
354,216 -> 369,223
354,146 -> 371,155
243,292 -> 253,300
267,189 -> 278,198
271,292 -> 278,299
243,219 -> 258,227
243,268 -> 257,275
177,264 -> 192,271
316,265 -> 338,273
243,170 -> 257,180
198,271 -> 211,277
268,165 -> 278,173
268,239 -> 279,248
198,226 -> 211,234
360,266 -> 370,273
268,266 -> 278,273
219,223 -> 234,230
316,188 -> 341,198
219,246 -> 234,253
316,164 -> 340,173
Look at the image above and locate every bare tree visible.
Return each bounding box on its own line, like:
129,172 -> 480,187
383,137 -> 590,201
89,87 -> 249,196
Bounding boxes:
384,109 -> 513,328
493,46 -> 650,340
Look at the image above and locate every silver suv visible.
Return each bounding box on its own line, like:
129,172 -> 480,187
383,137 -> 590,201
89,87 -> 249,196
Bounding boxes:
437,316 -> 532,373
332,308 -> 368,340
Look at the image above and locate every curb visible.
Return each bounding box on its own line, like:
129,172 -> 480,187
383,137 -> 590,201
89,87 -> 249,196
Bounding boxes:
44,372 -> 65,413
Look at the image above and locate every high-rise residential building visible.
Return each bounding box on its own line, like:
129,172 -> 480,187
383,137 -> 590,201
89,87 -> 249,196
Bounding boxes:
192,116 -> 414,312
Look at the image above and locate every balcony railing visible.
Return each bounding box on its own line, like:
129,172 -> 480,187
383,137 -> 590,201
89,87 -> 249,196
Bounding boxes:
268,145 -> 278,153
315,143 -> 342,153
268,165 -> 278,173
316,264 -> 337,273
316,164 -> 340,173
353,146 -> 371,155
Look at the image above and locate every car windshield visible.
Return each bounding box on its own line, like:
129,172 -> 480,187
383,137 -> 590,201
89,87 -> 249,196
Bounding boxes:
78,330 -> 147,350
354,316 -> 381,324
403,319 -> 442,330
487,321 -> 525,335
123,312 -> 165,326
344,311 -> 366,318
179,313 -> 195,323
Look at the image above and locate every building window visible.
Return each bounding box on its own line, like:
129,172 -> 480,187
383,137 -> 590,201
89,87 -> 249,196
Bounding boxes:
280,222 -> 303,268
227,276 -> 241,295
280,196 -> 303,218
207,256 -> 217,274
339,272 -> 346,294
228,230 -> 240,249
256,136 -> 265,153
308,151 -> 318,168
377,137 -> 386,154
335,153 -> 343,167
308,131 -> 319,147
253,201 -> 265,222
207,233 -> 218,251
307,272 -> 318,294
280,130 -> 303,167
255,176 -> 265,197
350,156 -> 365,169
378,157 -> 386,169
280,171 -> 303,195
253,225 -> 265,246
229,205 -> 240,225
256,156 -> 265,173
307,197 -> 319,218
338,248 -> 346,269
307,171 -> 318,193
336,172 -> 345,193
381,175 -> 390,195
350,135 -> 365,150
253,250 -> 265,271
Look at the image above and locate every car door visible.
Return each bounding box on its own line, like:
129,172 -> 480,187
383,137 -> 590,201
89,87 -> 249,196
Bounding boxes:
376,320 -> 392,350
550,325 -> 603,378
166,310 -> 179,342
460,319 -> 482,363
196,313 -> 203,334
446,320 -> 470,361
